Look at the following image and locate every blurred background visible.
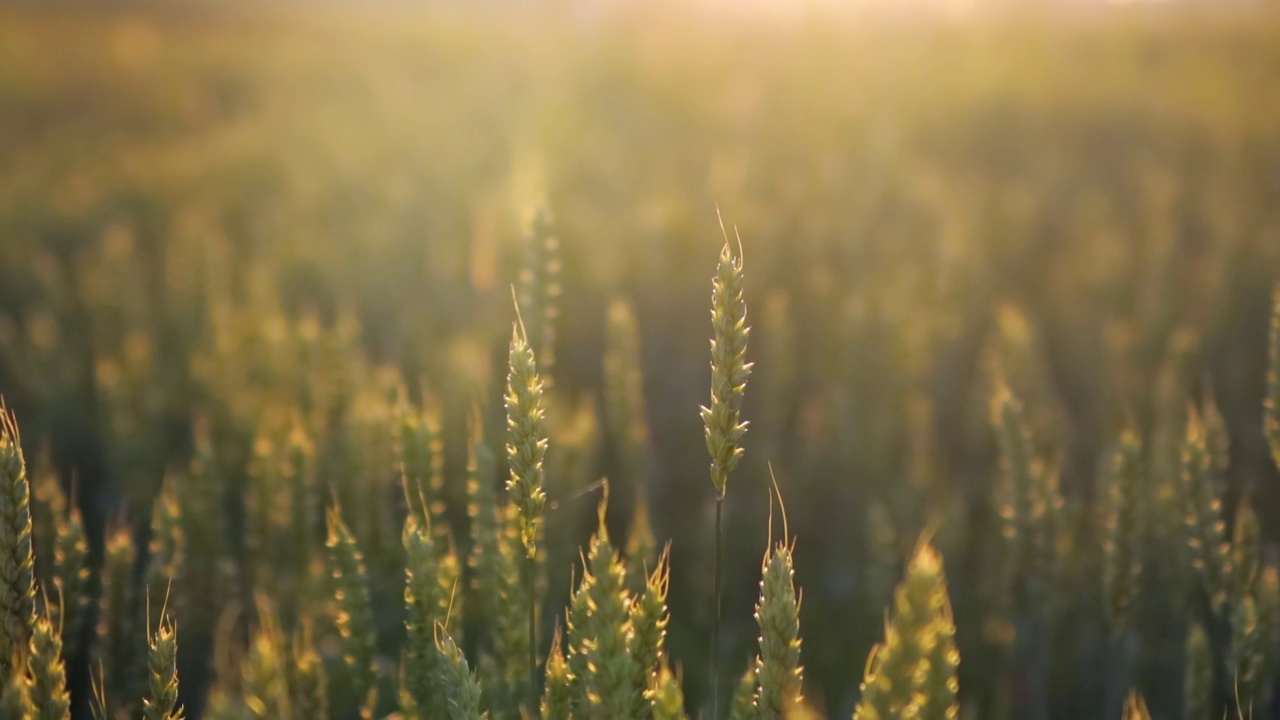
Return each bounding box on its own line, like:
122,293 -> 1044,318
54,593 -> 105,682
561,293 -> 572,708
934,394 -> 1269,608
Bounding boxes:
3,0 -> 1280,717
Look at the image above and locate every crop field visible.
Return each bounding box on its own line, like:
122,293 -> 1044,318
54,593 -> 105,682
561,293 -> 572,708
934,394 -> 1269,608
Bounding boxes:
2,2 -> 1280,719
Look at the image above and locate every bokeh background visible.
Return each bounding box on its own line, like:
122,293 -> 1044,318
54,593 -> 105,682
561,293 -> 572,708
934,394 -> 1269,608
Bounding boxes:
3,1 -> 1280,717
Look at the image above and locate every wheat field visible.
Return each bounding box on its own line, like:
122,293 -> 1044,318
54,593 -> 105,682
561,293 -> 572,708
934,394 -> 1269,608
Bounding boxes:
2,2 -> 1280,719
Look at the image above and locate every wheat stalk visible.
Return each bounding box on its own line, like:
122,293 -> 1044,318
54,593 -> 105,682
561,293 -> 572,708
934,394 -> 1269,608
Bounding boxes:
1102,428 -> 1144,631
0,405 -> 35,676
1180,408 -> 1232,614
325,504 -> 377,716
1184,622 -> 1212,720
289,619 -> 328,720
701,232 -> 752,717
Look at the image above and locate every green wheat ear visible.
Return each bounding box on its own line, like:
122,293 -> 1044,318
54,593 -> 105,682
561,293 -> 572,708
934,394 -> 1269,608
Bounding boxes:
701,238 -> 752,500
647,660 -> 687,720
630,543 -> 671,716
1180,408 -> 1232,614
854,540 -> 960,720
402,511 -> 460,718
1102,428 -> 1144,631
1184,622 -> 1212,720
436,623 -> 487,720
325,503 -> 377,716
28,611 -> 69,720
1265,285 -> 1280,471
540,625 -> 573,720
505,315 -> 549,560
577,494 -> 641,718
729,662 -> 758,720
990,382 -> 1057,608
242,599 -> 289,719
1231,498 -> 1261,603
395,392 -> 447,542
1229,591 -> 1266,714
97,523 -> 142,717
142,606 -> 182,720
0,404 -> 36,676
754,541 -> 804,720
52,498 -> 88,661
147,477 -> 184,628
289,619 -> 328,720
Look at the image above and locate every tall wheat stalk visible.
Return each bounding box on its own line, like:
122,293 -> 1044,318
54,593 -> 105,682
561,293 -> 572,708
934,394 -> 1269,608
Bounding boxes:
505,308 -> 549,711
700,232 -> 751,717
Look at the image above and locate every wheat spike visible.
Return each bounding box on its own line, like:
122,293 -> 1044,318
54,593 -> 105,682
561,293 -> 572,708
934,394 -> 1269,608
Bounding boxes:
1102,428 -> 1144,630
630,544 -> 671,716
325,504 -> 377,714
700,239 -> 752,500
1180,409 -> 1233,613
28,611 -> 70,720
0,405 -> 35,676
1184,623 -> 1213,720
540,626 -> 573,720
436,624 -> 487,720
289,620 -> 328,720
506,313 -> 549,561
142,608 -> 182,720
403,512 -> 460,717
754,543 -> 804,720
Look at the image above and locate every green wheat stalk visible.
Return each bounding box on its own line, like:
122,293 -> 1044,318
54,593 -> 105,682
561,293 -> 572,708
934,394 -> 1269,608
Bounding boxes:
1102,428 -> 1144,631
403,511 -> 460,717
325,503 -> 377,717
0,405 -> 35,676
506,305 -> 549,707
1180,408 -> 1232,614
52,499 -> 88,660
1184,622 -> 1213,720
700,231 -> 752,717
